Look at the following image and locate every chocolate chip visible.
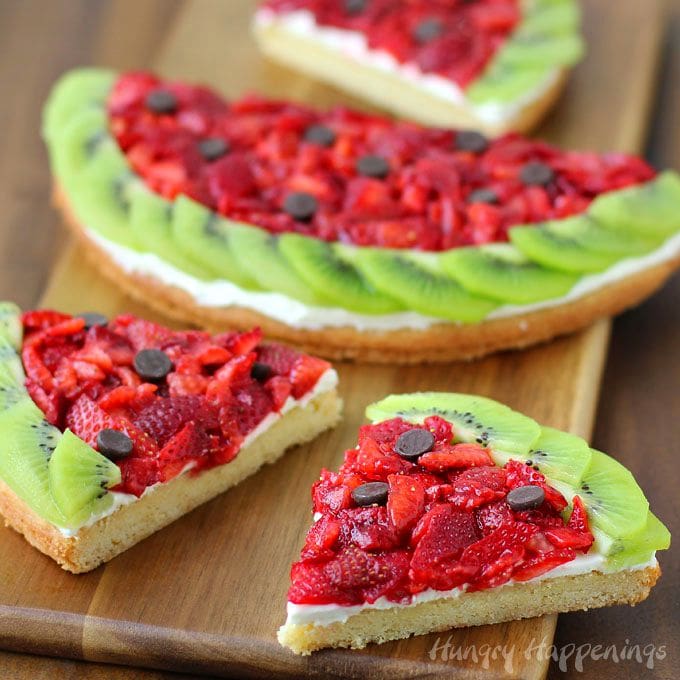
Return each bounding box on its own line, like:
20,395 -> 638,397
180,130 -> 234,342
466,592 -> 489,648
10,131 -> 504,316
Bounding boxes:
413,18 -> 444,44
304,124 -> 337,147
454,130 -> 489,154
356,155 -> 390,179
76,312 -> 108,329
520,161 -> 555,186
133,348 -> 173,382
145,89 -> 178,115
507,485 -> 545,511
251,362 -> 272,382
395,428 -> 435,461
352,482 -> 389,507
97,428 -> 133,461
345,0 -> 367,15
467,188 -> 498,205
198,137 -> 230,161
283,192 -> 318,221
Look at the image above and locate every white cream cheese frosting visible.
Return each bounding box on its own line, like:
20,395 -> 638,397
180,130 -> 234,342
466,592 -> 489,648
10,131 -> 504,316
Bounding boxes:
285,553 -> 658,627
253,8 -> 561,127
58,367 -> 338,537
86,227 -> 680,332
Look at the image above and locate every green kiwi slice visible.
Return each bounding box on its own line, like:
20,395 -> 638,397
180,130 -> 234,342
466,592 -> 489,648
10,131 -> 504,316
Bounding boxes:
0,400 -> 67,527
589,171 -> 680,239
279,235 -> 402,314
492,425 -> 592,487
42,68 -> 115,144
128,185 -> 210,279
67,143 -> 140,249
366,392 -> 541,458
48,429 -> 121,529
467,62 -> 553,104
51,108 -> 110,182
172,196 -> 262,290
576,449 -> 649,539
227,225 -> 331,305
441,243 -> 579,304
353,249 -> 499,322
510,215 -> 660,273
519,2 -> 580,36
0,302 -> 23,350
600,513 -> 671,570
500,34 -> 583,68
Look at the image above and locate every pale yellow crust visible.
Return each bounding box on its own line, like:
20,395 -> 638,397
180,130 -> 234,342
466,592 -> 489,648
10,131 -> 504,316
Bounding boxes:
55,187 -> 680,364
252,16 -> 569,136
0,389 -> 341,573
278,564 -> 660,654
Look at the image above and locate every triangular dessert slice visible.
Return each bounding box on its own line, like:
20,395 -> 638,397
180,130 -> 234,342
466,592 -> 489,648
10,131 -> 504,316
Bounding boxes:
0,302 -> 340,572
279,392 -> 668,654
254,0 -> 584,134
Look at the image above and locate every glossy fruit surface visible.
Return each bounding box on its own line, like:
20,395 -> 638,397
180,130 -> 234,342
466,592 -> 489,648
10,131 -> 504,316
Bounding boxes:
21,310 -> 330,495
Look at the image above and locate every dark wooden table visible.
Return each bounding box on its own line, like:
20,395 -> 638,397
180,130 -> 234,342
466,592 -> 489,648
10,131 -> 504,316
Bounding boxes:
0,1 -> 678,678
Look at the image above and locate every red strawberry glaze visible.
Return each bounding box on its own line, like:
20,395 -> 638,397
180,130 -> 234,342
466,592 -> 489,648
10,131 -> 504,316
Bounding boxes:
107,72 -> 655,251
288,416 -> 593,606
20,310 -> 331,496
260,0 -> 520,89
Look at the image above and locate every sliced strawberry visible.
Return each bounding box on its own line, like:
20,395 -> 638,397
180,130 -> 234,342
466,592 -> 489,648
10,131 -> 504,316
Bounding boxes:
418,443 -> 493,472
410,505 -> 480,591
290,355 -> 330,399
387,474 -> 425,534
300,514 -> 342,562
544,527 -> 594,552
255,342 -> 299,376
447,465 -> 507,510
346,437 -> 412,481
158,421 -> 209,482
266,375 -> 292,410
339,506 -> 400,552
288,547 -> 410,606
512,548 -> 576,582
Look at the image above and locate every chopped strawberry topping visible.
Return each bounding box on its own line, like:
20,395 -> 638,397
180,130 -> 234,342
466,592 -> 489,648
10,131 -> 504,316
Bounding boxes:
20,310 -> 331,496
262,1 -> 519,89
107,72 -> 655,252
288,416 -> 595,606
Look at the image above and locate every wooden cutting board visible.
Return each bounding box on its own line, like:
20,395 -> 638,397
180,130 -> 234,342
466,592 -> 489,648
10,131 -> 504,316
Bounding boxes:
0,0 -> 663,677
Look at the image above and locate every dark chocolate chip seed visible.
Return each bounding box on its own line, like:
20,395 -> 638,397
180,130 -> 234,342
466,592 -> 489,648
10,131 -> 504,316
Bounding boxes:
304,124 -> 337,147
395,428 -> 435,461
352,481 -> 389,507
507,485 -> 545,511
97,428 -> 133,461
77,312 -> 108,329
454,130 -> 489,154
133,348 -> 173,382
283,192 -> 318,221
145,89 -> 178,115
198,137 -> 230,161
520,161 -> 555,186
251,362 -> 272,382
414,18 -> 444,44
356,154 -> 390,179
345,0 -> 367,15
467,188 -> 498,205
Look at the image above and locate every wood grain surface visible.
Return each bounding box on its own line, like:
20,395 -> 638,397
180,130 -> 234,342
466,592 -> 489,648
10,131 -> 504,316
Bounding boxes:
0,0 -> 677,678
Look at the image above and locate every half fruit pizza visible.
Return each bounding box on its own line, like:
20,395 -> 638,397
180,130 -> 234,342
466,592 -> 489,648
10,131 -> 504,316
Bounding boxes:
279,392 -> 669,654
254,0 -> 584,135
0,302 -> 340,573
44,69 -> 680,363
